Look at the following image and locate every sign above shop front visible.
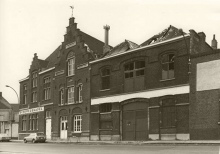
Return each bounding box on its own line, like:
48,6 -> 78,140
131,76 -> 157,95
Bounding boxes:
19,107 -> 44,115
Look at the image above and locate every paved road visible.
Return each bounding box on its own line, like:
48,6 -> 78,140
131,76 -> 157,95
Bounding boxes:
0,142 -> 219,154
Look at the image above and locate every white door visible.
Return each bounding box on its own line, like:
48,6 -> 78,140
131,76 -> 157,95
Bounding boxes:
60,116 -> 67,139
46,119 -> 51,140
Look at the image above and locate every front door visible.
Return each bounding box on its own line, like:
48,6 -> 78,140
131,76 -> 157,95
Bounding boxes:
122,109 -> 148,141
46,119 -> 51,140
60,116 -> 67,139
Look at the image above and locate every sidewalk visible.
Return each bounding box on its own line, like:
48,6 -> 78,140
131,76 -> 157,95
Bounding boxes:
10,139 -> 220,145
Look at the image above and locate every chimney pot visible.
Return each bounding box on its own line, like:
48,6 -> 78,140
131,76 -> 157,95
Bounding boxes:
103,25 -> 111,55
211,34 -> 218,49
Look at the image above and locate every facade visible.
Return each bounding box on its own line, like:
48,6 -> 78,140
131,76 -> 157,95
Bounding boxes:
19,17 -> 105,141
90,26 -> 215,141
189,36 -> 220,140
0,92 -> 19,139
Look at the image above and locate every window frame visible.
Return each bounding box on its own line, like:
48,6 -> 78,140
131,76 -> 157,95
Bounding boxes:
100,103 -> 112,113
100,68 -> 111,90
161,53 -> 175,80
67,86 -> 74,104
124,60 -> 145,79
32,91 -> 37,103
32,72 -> 38,88
22,115 -> 27,131
60,88 -> 64,105
77,83 -> 83,103
73,115 -> 82,133
67,57 -> 75,76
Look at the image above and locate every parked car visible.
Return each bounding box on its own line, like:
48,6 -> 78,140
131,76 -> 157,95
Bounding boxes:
24,133 -> 46,143
0,134 -> 11,142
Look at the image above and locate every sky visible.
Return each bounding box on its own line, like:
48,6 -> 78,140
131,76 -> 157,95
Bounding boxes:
0,0 -> 220,104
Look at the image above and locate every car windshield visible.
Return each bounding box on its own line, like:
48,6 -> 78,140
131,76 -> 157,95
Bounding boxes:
37,133 -> 44,136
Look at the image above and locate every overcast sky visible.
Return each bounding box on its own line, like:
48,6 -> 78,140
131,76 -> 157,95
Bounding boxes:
0,0 -> 220,104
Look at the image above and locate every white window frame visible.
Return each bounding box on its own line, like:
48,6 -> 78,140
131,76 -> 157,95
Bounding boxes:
68,57 -> 75,76
24,94 -> 27,105
44,87 -> 51,100
67,86 -> 74,104
73,115 -> 82,133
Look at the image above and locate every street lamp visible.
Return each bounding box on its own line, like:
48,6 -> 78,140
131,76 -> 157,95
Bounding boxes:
6,85 -> 19,104
6,85 -> 19,139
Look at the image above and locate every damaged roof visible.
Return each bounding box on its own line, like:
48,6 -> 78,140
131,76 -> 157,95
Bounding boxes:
141,25 -> 185,47
104,40 -> 139,58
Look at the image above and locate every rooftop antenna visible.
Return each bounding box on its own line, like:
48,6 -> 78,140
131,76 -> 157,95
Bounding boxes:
70,6 -> 74,17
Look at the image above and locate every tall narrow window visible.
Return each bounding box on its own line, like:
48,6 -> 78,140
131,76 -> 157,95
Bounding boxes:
77,84 -> 83,103
32,91 -> 37,103
29,115 -> 32,130
67,86 -> 74,104
161,53 -> 175,80
73,115 -> 82,133
32,72 -> 38,88
68,57 -> 75,76
22,115 -> 26,131
23,85 -> 27,105
43,77 -> 51,100
60,88 -> 64,105
101,68 -> 110,90
36,114 -> 38,130
32,114 -> 36,130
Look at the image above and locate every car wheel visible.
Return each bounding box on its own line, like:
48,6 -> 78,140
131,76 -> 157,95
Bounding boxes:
32,139 -> 35,143
24,139 -> 27,143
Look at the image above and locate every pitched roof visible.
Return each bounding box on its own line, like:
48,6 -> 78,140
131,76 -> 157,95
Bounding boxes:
141,25 -> 185,47
104,40 -> 139,58
45,45 -> 61,69
0,93 -> 11,109
10,104 -> 19,112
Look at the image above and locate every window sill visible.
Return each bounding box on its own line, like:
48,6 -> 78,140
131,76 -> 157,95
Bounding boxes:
72,132 -> 82,134
160,78 -> 175,82
67,75 -> 75,77
100,112 -> 111,114
100,89 -> 110,92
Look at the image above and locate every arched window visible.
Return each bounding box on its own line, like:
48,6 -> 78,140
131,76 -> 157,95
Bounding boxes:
60,88 -> 64,105
161,53 -> 174,80
67,51 -> 75,76
77,83 -> 83,103
101,68 -> 110,90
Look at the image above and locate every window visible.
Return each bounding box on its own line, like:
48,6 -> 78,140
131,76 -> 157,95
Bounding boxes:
43,77 -> 51,100
161,53 -> 174,80
36,114 -> 38,130
29,115 -> 32,130
32,114 -> 36,130
32,91 -> 37,103
32,72 -> 38,88
100,103 -> 112,113
22,115 -> 27,131
161,98 -> 176,128
124,60 -> 145,92
23,85 -> 27,105
67,86 -> 74,104
101,68 -> 110,90
46,110 -> 51,118
60,88 -> 64,105
67,57 -> 75,76
124,61 -> 145,79
73,115 -> 82,133
77,84 -> 83,103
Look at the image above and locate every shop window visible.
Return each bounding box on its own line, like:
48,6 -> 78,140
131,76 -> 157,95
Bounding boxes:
161,98 -> 176,128
100,103 -> 112,113
161,53 -> 175,80
67,86 -> 74,104
101,68 -> 110,90
73,115 -> 82,133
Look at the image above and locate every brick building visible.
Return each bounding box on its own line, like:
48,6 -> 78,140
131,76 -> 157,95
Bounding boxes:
90,26 -> 215,141
18,17 -> 105,141
189,35 -> 220,140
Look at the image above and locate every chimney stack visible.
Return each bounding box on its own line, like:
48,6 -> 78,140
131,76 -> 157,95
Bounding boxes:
103,25 -> 111,55
211,34 -> 218,49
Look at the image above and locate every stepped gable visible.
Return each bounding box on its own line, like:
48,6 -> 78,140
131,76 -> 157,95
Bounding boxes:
141,25 -> 185,47
104,39 -> 138,57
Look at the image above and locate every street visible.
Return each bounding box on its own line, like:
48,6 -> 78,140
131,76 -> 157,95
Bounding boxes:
0,142 -> 219,154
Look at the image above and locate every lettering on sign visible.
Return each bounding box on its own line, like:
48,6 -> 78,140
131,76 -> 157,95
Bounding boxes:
19,107 -> 44,115
66,41 -> 76,49
77,63 -> 88,70
55,70 -> 64,76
